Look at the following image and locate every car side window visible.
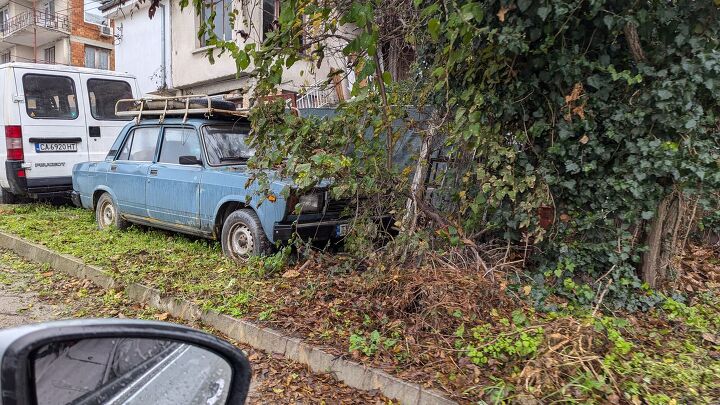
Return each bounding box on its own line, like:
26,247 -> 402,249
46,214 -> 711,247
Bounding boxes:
159,128 -> 202,164
116,127 -> 160,162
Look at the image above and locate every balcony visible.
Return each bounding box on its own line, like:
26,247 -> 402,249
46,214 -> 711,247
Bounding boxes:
0,10 -> 70,51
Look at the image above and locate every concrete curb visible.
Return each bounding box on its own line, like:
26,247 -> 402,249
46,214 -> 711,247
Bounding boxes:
0,231 -> 457,405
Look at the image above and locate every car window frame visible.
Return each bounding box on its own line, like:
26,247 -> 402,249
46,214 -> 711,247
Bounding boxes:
113,125 -> 162,163
22,73 -> 79,121
200,122 -> 254,168
86,78 -> 134,122
157,125 -> 204,166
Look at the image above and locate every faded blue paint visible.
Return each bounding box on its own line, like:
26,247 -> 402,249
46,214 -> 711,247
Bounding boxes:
72,118 -> 291,243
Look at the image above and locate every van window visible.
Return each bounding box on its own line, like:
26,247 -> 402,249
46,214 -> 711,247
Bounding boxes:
87,79 -> 133,121
159,128 -> 201,164
23,74 -> 78,120
117,127 -> 160,162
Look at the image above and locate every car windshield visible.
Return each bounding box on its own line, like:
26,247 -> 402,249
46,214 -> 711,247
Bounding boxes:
203,124 -> 255,165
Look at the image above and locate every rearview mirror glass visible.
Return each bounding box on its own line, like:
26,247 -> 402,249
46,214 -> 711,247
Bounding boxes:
32,338 -> 232,405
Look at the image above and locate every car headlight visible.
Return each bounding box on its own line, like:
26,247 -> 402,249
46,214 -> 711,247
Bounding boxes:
297,193 -> 323,214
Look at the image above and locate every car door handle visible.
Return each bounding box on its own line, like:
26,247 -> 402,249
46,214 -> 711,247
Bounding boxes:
149,169 -> 158,176
110,164 -> 117,172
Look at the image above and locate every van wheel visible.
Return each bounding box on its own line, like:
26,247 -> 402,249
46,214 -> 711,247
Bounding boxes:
221,209 -> 272,263
0,188 -> 17,204
96,193 -> 129,230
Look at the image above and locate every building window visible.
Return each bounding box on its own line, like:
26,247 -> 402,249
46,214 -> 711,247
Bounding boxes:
201,0 -> 233,46
84,0 -> 106,25
0,7 -> 9,35
84,46 -> 110,70
44,47 -> 55,64
1,52 -> 10,64
262,0 -> 280,40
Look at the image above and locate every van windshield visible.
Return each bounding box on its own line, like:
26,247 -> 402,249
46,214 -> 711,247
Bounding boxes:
203,124 -> 255,166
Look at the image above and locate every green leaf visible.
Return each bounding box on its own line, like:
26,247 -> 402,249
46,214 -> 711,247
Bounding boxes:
428,18 -> 440,41
537,6 -> 550,21
382,71 -> 392,85
641,211 -> 654,220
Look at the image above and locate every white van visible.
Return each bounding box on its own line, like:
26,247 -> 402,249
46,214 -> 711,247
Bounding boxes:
0,63 -> 140,202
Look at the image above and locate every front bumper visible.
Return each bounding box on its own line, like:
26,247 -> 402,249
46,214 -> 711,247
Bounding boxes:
273,219 -> 349,242
272,216 -> 395,242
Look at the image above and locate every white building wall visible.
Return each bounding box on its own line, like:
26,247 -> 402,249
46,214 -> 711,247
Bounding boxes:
107,0 -> 171,95
170,0 -> 346,96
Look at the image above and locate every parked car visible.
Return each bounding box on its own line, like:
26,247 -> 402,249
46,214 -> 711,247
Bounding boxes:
0,62 -> 140,203
71,96 -> 351,262
0,319 -> 251,404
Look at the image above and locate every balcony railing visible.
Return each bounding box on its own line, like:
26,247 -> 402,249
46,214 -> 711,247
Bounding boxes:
0,10 -> 70,38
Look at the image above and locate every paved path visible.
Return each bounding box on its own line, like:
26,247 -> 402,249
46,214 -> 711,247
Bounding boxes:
0,261 -> 62,328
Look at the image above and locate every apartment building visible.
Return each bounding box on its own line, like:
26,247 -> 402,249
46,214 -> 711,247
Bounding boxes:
0,0 -> 114,69
104,0 -> 351,103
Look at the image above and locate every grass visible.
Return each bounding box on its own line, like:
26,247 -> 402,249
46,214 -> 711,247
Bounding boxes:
1,203 -> 719,403
0,204 -> 275,316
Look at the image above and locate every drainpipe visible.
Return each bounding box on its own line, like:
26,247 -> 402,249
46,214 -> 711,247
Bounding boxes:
159,2 -> 166,90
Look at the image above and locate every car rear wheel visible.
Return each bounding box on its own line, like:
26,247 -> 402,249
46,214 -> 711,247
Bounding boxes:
96,193 -> 129,231
221,209 -> 272,263
0,188 -> 17,204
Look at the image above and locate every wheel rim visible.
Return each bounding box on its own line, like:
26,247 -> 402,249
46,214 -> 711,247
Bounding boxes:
99,200 -> 115,228
229,223 -> 254,259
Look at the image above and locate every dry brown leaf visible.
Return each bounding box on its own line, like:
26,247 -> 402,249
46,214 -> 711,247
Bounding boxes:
497,5 -> 515,22
579,134 -> 589,144
282,270 -> 300,278
156,312 -> 169,321
701,332 -> 720,345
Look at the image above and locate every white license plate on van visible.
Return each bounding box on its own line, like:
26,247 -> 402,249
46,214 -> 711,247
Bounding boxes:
35,143 -> 78,153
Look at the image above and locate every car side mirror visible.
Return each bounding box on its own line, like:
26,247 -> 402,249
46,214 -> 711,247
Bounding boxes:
179,155 -> 202,165
0,319 -> 251,405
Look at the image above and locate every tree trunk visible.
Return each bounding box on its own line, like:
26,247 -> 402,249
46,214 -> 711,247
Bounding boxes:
641,193 -> 683,288
403,118 -> 436,233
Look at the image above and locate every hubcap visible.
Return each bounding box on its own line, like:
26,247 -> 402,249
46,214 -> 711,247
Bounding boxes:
100,201 -> 115,227
229,223 -> 254,258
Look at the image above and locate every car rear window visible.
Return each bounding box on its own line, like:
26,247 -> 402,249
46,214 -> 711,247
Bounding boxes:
203,124 -> 255,166
87,79 -> 133,121
23,74 -> 78,120
117,127 -> 160,162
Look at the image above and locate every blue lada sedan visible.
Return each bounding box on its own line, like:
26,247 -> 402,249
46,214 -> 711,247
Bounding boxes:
71,116 -> 350,262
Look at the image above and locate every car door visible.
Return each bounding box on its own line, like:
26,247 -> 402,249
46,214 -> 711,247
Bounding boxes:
146,127 -> 202,228
105,126 -> 161,218
79,75 -> 136,162
14,69 -> 90,182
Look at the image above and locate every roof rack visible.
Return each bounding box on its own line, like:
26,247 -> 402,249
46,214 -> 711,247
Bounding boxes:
115,95 -> 250,124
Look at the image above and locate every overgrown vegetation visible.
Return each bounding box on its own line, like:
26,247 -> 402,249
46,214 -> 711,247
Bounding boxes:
1,204 -> 719,402
177,0 -> 720,309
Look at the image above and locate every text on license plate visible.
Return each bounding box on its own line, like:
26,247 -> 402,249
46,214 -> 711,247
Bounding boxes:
35,143 -> 78,153
336,224 -> 349,237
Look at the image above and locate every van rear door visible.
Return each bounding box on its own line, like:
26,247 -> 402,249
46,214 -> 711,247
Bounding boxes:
14,68 -> 89,182
79,75 -> 136,162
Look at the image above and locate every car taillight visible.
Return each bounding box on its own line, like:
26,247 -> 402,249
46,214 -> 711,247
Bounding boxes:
5,126 -> 23,161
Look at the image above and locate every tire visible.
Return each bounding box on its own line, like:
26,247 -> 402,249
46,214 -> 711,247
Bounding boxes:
0,188 -> 17,204
221,209 -> 272,263
95,193 -> 129,230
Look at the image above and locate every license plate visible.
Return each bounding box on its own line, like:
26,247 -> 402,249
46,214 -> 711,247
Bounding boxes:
336,224 -> 349,237
35,142 -> 78,153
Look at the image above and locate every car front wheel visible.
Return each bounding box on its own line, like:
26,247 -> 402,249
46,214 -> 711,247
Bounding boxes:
96,193 -> 129,230
221,209 -> 272,263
